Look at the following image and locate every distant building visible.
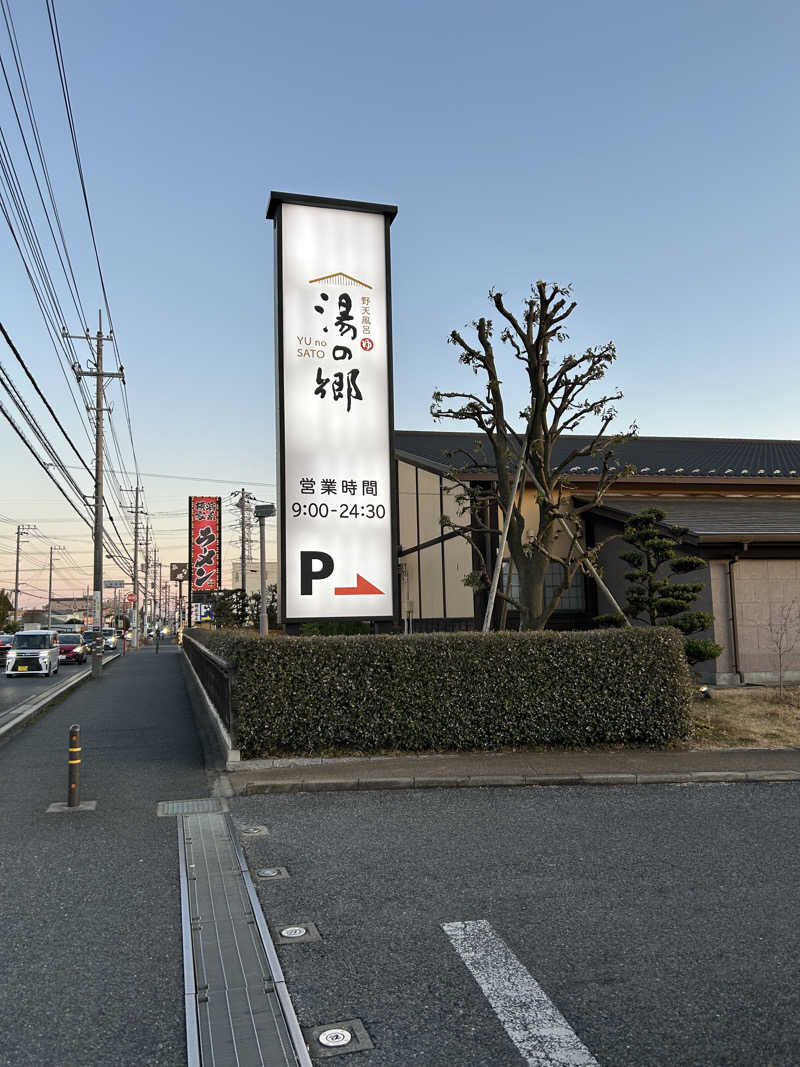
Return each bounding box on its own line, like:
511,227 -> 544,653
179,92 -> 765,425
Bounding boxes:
231,561 -> 278,595
39,596 -> 122,629
395,430 -> 800,686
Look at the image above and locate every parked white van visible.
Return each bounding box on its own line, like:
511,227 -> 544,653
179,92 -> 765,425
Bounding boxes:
5,630 -> 60,677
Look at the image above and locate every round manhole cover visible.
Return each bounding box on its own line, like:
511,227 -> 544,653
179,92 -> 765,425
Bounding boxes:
280,926 -> 307,939
257,867 -> 280,878
240,825 -> 267,835
319,1028 -> 352,1048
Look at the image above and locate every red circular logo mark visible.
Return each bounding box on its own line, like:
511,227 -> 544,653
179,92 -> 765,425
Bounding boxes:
360,337 -> 374,351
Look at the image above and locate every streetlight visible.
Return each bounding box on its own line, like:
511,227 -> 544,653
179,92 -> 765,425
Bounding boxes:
254,504 -> 276,636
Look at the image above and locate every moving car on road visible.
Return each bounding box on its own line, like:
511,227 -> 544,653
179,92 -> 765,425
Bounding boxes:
57,633 -> 88,665
5,630 -> 60,677
101,628 -> 118,651
0,634 -> 13,653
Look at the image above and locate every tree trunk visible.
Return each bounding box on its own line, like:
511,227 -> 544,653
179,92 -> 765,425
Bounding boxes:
516,546 -> 551,630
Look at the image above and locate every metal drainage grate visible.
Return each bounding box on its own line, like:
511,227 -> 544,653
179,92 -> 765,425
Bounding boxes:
157,797 -> 227,817
178,811 -> 311,1066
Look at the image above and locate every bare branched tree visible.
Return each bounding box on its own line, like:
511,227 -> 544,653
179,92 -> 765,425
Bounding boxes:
431,281 -> 636,630
767,600 -> 800,700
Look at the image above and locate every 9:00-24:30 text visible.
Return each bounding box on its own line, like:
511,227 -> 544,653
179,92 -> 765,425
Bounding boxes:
291,502 -> 386,519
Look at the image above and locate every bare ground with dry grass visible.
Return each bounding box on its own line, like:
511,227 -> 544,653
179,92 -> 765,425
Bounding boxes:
691,684 -> 800,748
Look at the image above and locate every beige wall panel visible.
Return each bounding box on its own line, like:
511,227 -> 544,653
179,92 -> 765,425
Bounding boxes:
444,533 -> 475,618
397,461 -> 418,551
740,602 -> 769,626
418,470 -> 443,544
733,560 -> 800,681
767,581 -> 790,604
733,579 -> 759,604
419,544 -> 443,619
741,560 -> 768,578
768,559 -> 797,580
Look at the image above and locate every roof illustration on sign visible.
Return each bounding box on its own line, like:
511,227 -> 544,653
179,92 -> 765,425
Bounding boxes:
308,272 -> 373,289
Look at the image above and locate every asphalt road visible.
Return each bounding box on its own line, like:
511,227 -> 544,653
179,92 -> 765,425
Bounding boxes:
0,650 -> 113,716
0,643 -> 208,1067
233,782 -> 800,1067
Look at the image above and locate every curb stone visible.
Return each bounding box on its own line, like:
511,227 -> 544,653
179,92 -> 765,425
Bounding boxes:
236,769 -> 800,795
579,773 -> 638,785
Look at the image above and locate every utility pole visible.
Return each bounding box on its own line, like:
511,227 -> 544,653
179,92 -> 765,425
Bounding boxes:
13,523 -> 36,626
236,488 -> 254,624
151,547 -> 159,628
151,544 -> 157,628
254,504 -> 276,636
143,523 -> 150,636
239,487 -> 246,623
47,544 -> 66,630
64,311 -> 123,678
123,485 -> 142,647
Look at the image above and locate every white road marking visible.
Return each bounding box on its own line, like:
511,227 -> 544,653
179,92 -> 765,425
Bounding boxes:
442,920 -> 599,1067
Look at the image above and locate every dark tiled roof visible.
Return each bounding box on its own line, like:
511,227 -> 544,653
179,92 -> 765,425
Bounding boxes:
595,496 -> 800,541
395,430 -> 800,479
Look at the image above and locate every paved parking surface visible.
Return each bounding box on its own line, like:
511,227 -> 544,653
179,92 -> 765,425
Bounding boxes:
232,782 -> 800,1066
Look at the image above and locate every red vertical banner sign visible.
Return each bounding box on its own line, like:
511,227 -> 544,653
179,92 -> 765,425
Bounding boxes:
190,496 -> 222,593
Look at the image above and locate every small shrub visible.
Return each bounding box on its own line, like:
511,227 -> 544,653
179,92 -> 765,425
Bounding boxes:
187,626 -> 694,759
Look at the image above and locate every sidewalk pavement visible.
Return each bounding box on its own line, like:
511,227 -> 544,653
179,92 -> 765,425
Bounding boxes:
228,744 -> 800,795
0,643 -> 209,1067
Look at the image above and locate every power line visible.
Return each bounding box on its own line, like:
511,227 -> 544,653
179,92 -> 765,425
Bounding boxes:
0,320 -> 92,475
56,463 -> 276,487
0,398 -> 92,527
0,0 -> 88,330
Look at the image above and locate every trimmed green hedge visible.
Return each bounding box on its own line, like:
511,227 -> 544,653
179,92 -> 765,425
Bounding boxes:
187,626 -> 694,758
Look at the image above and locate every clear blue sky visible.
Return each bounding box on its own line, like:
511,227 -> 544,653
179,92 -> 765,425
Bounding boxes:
1,0 -> 798,605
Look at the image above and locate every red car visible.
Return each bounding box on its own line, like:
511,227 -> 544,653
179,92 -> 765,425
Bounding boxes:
58,633 -> 88,664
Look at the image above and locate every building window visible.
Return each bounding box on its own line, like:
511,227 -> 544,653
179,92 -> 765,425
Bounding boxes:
503,560 -> 586,613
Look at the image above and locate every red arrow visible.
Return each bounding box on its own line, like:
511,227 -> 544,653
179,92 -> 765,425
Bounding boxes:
334,573 -> 384,596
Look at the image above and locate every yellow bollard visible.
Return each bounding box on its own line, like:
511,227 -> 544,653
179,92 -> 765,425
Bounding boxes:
68,724 -> 81,808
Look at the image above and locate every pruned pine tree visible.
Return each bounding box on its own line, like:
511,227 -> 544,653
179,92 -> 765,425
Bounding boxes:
608,507 -> 723,665
431,281 -> 635,630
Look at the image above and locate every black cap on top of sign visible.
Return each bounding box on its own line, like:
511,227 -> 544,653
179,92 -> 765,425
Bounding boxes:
266,191 -> 398,223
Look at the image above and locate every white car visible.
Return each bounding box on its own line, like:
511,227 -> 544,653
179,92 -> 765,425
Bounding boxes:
5,630 -> 60,677
101,628 -> 118,650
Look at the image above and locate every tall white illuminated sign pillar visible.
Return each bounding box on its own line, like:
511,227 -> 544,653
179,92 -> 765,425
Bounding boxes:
267,192 -> 399,627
